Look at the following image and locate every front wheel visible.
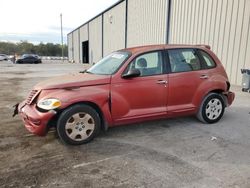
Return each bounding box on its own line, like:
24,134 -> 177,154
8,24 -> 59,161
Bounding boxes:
57,104 -> 101,145
197,93 -> 225,124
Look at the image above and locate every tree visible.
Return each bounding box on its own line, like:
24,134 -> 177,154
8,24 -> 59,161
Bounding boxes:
0,41 -> 68,56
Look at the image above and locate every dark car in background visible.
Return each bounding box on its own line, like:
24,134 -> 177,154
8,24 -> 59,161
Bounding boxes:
16,54 -> 42,64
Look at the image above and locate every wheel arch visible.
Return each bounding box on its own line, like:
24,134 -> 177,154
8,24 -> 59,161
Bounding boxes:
48,101 -> 108,131
192,78 -> 228,109
201,89 -> 228,108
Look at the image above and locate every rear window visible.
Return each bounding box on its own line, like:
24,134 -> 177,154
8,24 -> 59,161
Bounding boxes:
199,50 -> 216,68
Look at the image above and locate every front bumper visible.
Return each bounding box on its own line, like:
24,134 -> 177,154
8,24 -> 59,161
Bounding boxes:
18,101 -> 55,136
223,91 -> 235,106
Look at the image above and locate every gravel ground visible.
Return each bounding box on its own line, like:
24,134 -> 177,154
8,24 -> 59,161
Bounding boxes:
0,60 -> 250,188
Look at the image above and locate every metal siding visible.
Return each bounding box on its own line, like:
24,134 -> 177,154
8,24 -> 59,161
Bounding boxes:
72,30 -> 80,63
208,0 -> 217,47
79,24 -> 89,63
212,0 -> 222,52
127,0 -> 168,48
67,34 -> 73,61
103,1 -> 126,56
186,0 -> 192,44
170,0 -> 250,85
230,0 -> 244,84
217,0 -> 228,58
169,0 -> 176,43
224,0 -> 237,79
242,0 -> 250,83
194,0 -> 200,44
89,16 -> 102,63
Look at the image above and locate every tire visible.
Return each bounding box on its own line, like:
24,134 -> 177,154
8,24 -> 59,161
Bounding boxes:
57,104 -> 101,145
197,93 -> 225,124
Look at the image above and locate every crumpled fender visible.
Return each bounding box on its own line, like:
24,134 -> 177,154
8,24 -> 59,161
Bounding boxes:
37,84 -> 113,126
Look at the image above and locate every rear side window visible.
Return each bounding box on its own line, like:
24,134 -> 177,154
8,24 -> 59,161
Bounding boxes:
168,49 -> 201,73
199,50 -> 216,68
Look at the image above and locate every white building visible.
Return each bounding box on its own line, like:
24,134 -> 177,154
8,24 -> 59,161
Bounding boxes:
68,0 -> 250,85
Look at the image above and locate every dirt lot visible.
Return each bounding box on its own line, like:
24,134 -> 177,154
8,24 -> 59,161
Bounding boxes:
0,60 -> 250,188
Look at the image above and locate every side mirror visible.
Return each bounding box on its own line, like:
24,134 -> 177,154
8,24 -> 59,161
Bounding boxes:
122,69 -> 141,78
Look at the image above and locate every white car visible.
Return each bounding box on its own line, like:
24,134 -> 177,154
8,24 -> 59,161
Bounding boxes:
0,54 -> 9,61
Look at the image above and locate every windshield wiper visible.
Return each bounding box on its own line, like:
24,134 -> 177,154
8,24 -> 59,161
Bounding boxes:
85,70 -> 93,74
79,70 -> 94,74
79,70 -> 89,73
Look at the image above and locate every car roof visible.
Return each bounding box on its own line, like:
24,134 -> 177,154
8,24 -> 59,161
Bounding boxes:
23,54 -> 33,56
22,54 -> 38,56
121,44 -> 211,54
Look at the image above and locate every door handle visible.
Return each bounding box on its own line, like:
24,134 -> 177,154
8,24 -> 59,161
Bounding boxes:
200,75 -> 209,79
157,80 -> 168,84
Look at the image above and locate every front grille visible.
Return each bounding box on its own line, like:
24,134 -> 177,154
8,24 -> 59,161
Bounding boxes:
26,90 -> 39,104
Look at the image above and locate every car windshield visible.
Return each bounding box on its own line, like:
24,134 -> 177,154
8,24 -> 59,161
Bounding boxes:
22,54 -> 30,58
87,52 -> 130,75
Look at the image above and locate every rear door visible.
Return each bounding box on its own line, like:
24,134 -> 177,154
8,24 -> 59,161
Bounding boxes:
111,50 -> 168,123
167,48 -> 208,113
24,56 -> 32,63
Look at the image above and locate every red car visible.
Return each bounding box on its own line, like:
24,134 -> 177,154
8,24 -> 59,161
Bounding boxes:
15,45 -> 235,145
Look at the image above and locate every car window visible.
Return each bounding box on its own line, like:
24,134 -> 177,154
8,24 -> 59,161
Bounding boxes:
125,51 -> 163,77
199,50 -> 216,68
168,49 -> 201,73
87,52 -> 130,75
22,54 -> 29,58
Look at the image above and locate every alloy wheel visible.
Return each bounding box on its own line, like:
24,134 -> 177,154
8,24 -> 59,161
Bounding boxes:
205,98 -> 223,120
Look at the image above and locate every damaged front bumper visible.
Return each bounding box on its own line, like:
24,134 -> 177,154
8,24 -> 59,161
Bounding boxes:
15,101 -> 55,136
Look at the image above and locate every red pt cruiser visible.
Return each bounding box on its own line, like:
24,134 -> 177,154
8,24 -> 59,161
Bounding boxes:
16,45 -> 235,145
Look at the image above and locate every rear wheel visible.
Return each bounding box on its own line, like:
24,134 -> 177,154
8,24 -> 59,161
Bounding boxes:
57,104 -> 101,145
197,93 -> 225,124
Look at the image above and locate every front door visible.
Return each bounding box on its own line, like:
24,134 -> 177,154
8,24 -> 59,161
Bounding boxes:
111,51 -> 168,124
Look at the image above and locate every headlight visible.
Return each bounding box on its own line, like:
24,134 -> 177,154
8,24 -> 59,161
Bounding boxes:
37,98 -> 61,110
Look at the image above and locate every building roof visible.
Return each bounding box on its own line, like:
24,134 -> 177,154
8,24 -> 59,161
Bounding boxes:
68,0 -> 125,35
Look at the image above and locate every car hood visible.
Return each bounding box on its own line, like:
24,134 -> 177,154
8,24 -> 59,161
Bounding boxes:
34,73 -> 111,90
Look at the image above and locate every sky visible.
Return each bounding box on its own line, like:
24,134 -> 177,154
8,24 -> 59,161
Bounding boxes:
0,0 -> 119,44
